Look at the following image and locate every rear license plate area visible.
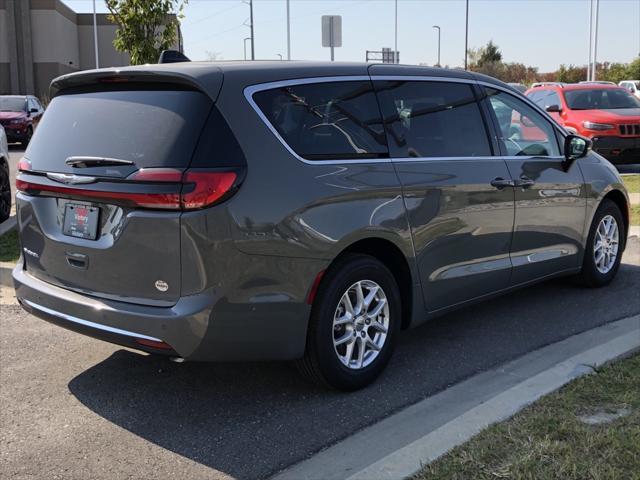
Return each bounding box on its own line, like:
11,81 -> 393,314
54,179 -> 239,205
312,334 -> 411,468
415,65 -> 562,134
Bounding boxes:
63,203 -> 100,240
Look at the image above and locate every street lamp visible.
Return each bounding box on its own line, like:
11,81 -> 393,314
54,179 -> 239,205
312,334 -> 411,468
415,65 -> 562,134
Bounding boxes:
432,25 -> 441,67
276,53 -> 283,60
243,37 -> 251,60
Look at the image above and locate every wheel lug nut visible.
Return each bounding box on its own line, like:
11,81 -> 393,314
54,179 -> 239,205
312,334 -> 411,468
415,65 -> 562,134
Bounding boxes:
360,331 -> 365,337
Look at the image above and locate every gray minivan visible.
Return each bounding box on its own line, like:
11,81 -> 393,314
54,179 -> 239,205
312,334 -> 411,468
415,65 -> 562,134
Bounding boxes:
13,62 -> 630,390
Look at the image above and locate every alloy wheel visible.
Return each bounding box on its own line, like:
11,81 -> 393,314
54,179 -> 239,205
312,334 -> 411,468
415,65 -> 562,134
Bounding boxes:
593,214 -> 619,274
332,280 -> 389,370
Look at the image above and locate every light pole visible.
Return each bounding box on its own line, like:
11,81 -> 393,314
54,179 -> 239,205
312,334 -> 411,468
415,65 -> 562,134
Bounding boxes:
244,37 -> 251,60
286,0 -> 291,60
464,0 -> 469,70
92,0 -> 99,68
587,0 -> 593,81
432,25 -> 441,66
276,53 -> 283,60
592,0 -> 600,80
249,0 -> 255,60
394,0 -> 398,63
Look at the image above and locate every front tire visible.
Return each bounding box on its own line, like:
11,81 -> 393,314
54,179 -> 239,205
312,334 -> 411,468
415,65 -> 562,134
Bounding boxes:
578,199 -> 625,287
297,254 -> 401,391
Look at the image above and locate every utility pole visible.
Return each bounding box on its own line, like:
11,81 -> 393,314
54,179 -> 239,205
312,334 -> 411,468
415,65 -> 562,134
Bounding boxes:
394,0 -> 398,63
464,0 -> 469,70
592,0 -> 600,81
92,0 -> 100,68
432,25 -> 441,66
286,0 -> 291,60
249,0 -> 255,60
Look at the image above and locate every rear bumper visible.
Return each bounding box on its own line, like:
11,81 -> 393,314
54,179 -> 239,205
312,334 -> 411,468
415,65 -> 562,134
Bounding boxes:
13,265 -> 310,361
591,135 -> 640,164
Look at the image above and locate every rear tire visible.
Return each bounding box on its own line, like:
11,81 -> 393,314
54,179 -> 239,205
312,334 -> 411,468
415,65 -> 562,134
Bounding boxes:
297,254 -> 401,391
0,162 -> 10,222
577,199 -> 625,287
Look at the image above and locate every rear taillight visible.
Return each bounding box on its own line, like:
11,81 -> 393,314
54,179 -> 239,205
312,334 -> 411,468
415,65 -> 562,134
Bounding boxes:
17,157 -> 32,171
16,167 -> 241,211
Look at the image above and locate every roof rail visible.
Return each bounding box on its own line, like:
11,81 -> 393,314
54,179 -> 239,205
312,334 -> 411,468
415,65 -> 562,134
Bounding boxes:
158,50 -> 191,64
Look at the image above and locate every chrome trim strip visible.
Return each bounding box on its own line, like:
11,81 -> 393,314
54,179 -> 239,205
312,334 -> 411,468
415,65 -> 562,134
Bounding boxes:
243,74 -> 567,166
22,299 -> 163,342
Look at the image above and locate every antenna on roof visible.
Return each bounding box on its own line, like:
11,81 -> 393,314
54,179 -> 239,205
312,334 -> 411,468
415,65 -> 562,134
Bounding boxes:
158,50 -> 190,64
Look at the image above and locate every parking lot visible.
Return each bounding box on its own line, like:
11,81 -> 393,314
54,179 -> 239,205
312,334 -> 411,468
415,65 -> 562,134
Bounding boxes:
1,152 -> 639,479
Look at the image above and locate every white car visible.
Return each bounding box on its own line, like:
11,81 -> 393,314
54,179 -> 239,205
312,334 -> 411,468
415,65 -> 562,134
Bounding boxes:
0,125 -> 10,222
619,80 -> 640,99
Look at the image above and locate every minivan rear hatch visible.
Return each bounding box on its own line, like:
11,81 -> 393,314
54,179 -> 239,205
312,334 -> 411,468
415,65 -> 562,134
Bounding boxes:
16,81 -> 214,306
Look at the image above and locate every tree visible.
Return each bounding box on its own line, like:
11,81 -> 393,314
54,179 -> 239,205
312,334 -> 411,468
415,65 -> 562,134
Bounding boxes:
478,40 -> 502,66
105,0 -> 187,65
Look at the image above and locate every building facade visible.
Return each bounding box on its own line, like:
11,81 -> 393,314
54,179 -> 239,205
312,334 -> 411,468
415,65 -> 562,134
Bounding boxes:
0,0 -> 180,100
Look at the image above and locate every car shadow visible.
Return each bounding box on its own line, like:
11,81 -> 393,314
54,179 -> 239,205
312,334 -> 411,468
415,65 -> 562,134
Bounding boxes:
67,261 -> 640,479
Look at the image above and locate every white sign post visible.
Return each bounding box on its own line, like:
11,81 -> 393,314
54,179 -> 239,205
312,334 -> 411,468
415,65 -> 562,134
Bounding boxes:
321,15 -> 342,61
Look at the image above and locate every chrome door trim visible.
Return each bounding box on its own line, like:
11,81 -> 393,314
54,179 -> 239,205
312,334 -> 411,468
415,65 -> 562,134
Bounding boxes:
243,74 -> 568,166
21,298 -> 163,342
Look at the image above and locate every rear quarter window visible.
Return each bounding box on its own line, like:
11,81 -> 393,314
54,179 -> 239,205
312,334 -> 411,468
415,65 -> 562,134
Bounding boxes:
252,81 -> 388,161
26,90 -> 212,173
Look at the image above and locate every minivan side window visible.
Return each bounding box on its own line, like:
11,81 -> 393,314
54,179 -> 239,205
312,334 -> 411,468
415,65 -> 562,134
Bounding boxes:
253,81 -> 388,161
374,81 -> 492,158
485,88 -> 560,157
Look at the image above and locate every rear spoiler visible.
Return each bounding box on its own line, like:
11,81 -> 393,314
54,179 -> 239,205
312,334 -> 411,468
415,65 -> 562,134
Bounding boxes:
49,63 -> 223,101
158,50 -> 191,64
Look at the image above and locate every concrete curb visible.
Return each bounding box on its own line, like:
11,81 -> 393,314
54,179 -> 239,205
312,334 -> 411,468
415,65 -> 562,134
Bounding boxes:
0,215 -> 17,236
272,315 -> 640,480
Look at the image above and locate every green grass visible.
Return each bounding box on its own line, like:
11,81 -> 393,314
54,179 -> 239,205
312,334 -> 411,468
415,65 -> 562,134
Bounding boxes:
0,230 -> 20,262
415,354 -> 640,480
622,174 -> 640,194
631,204 -> 640,226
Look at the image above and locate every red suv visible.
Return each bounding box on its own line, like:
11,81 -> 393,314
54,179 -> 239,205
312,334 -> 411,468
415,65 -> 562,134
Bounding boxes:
525,83 -> 640,164
0,95 -> 45,146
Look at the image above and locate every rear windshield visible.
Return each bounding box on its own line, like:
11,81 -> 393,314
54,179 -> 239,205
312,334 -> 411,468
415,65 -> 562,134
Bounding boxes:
26,90 -> 212,172
564,88 -> 640,110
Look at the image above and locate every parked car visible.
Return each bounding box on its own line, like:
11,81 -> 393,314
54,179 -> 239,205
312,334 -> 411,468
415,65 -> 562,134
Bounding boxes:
13,62 -> 630,390
619,80 -> 640,99
579,81 -> 616,85
526,83 -> 640,164
0,95 -> 45,146
0,125 -> 9,222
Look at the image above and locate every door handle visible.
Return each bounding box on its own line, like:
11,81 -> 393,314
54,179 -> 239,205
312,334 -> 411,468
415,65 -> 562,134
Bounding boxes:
515,176 -> 536,188
490,177 -> 515,189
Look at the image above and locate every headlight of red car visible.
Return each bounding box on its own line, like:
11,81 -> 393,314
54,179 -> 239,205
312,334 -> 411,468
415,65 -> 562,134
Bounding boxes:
582,121 -> 615,131
10,118 -> 26,125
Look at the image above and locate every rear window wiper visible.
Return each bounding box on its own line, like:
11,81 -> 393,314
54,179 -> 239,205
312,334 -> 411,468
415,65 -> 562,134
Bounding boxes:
65,156 -> 135,168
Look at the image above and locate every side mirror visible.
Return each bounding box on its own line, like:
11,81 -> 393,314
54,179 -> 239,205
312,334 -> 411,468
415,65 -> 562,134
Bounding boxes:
30,108 -> 38,113
545,104 -> 561,113
564,134 -> 591,164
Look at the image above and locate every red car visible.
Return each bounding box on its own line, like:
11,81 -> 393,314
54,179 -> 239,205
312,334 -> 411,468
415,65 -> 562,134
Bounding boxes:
0,95 -> 45,146
525,83 -> 640,164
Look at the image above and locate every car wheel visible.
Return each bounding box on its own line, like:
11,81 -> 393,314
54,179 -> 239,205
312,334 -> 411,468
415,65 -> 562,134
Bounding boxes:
0,162 -> 10,222
297,253 -> 401,391
578,199 -> 625,287
21,126 -> 33,147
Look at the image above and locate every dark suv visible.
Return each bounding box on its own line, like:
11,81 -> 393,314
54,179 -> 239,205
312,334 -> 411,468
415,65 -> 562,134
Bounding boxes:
13,62 -> 629,390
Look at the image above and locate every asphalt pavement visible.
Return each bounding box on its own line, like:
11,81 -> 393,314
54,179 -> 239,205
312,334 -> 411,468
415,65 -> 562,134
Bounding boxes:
1,238 -> 639,479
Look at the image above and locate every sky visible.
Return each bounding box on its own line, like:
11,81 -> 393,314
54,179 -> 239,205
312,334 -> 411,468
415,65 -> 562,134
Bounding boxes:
62,0 -> 640,72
